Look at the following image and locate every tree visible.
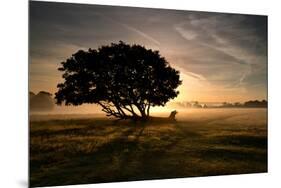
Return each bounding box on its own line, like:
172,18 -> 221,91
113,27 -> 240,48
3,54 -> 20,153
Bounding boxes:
30,91 -> 55,111
55,41 -> 182,120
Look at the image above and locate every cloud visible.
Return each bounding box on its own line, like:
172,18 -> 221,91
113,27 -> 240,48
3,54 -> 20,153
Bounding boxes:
121,23 -> 161,46
175,23 -> 197,40
96,14 -> 161,46
173,14 -> 267,91
29,1 -> 267,102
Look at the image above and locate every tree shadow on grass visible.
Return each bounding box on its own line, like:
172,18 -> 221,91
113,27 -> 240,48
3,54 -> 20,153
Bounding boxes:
30,117 -> 268,187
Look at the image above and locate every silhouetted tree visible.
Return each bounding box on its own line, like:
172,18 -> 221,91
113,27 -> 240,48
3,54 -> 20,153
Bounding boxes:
244,100 -> 267,107
30,91 -> 55,111
29,91 -> 35,99
55,41 -> 182,120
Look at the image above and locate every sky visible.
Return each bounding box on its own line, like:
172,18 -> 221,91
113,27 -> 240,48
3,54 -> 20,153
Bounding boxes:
29,1 -> 267,104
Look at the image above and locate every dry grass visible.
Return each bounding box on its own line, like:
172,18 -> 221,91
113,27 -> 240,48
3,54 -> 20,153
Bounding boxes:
30,108 -> 267,187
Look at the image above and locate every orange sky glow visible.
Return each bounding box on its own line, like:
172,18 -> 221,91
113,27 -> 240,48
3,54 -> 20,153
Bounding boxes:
29,2 -> 267,113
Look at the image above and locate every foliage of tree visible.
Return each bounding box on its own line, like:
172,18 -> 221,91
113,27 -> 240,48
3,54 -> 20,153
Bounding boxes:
55,41 -> 181,120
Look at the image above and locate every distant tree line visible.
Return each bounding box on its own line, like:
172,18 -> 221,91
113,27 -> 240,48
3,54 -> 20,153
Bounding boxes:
29,91 -> 55,111
172,100 -> 267,109
220,100 -> 267,108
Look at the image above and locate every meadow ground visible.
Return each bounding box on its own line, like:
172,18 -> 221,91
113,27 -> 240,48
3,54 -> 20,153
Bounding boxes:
30,108 -> 267,187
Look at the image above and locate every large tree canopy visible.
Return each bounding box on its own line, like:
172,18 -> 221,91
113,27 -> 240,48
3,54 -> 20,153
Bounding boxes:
55,41 -> 182,120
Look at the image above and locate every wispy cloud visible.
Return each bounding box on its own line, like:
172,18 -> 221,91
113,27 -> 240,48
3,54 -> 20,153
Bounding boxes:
121,23 -> 160,46
173,14 -> 266,92
29,1 -> 267,102
98,14 -> 161,46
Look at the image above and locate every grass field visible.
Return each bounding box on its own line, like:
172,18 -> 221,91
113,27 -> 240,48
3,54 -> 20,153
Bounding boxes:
30,108 -> 267,187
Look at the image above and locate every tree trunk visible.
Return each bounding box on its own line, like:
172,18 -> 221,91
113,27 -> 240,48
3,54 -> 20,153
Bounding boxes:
97,101 -> 152,121
137,106 -> 147,119
146,103 -> 150,117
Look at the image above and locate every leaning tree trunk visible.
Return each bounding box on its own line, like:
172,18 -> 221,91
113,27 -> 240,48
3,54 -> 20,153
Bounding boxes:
136,105 -> 148,120
97,101 -> 152,121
